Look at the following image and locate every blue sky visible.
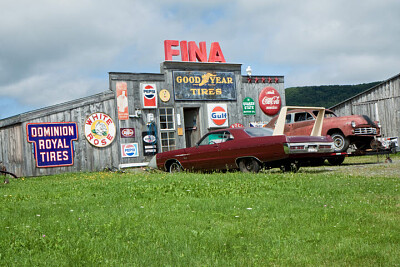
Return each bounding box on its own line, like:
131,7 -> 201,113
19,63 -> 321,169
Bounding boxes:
1,0 -> 399,119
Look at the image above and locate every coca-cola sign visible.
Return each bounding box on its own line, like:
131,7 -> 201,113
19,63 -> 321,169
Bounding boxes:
258,87 -> 282,116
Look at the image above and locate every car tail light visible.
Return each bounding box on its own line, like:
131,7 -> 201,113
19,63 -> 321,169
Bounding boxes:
291,145 -> 305,150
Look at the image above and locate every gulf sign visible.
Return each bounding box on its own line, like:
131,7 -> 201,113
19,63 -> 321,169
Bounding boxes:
141,83 -> 157,109
207,104 -> 228,128
26,122 -> 78,168
259,86 -> 282,116
121,143 -> 139,158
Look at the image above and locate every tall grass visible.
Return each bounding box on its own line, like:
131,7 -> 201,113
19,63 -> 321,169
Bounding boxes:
1,156 -> 399,266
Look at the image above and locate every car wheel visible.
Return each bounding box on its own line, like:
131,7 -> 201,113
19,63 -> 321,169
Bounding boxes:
238,158 -> 260,173
331,132 -> 349,152
169,161 -> 183,173
327,156 -> 345,166
280,161 -> 300,173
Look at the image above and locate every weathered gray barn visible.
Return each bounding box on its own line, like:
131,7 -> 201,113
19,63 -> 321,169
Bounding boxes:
330,73 -> 400,139
0,62 -> 285,177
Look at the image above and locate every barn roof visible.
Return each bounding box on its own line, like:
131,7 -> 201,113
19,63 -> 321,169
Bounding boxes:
0,91 -> 114,128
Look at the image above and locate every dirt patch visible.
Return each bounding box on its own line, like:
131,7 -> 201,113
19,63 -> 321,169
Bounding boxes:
301,154 -> 400,178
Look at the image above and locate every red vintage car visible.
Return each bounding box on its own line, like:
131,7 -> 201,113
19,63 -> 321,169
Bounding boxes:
149,127 -> 334,173
265,108 -> 380,153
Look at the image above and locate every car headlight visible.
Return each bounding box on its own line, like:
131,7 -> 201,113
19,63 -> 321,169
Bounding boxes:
351,121 -> 356,128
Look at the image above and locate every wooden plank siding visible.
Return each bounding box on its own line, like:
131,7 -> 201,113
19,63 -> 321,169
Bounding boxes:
330,73 -> 400,138
1,62 -> 285,177
0,92 -> 119,177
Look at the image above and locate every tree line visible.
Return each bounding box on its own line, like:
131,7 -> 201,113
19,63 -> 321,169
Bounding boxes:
285,82 -> 381,108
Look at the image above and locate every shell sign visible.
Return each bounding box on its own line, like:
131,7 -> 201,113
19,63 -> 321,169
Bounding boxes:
208,104 -> 228,128
258,87 -> 282,116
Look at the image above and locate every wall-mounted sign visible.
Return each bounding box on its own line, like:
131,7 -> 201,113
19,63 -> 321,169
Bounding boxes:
84,112 -> 116,147
159,89 -> 171,102
26,122 -> 78,168
208,104 -> 228,128
142,131 -> 157,156
243,97 -> 256,115
120,128 -> 135,138
230,123 -> 244,128
173,71 -> 236,101
121,143 -> 139,158
116,81 -> 129,120
164,40 -> 226,62
141,83 -> 158,109
259,87 -> 282,116
250,121 -> 269,127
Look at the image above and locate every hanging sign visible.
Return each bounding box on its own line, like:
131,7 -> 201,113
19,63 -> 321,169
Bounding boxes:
84,112 -> 116,147
242,97 -> 256,115
141,83 -> 158,109
116,81 -> 129,120
208,104 -> 228,128
259,87 -> 282,116
121,143 -> 139,158
142,131 -> 158,156
26,122 -> 78,168
173,71 -> 236,100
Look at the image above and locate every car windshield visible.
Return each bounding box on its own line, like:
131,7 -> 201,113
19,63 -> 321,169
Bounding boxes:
244,127 -> 274,137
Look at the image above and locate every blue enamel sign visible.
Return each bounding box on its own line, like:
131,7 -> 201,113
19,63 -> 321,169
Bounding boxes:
173,71 -> 236,100
26,122 -> 78,168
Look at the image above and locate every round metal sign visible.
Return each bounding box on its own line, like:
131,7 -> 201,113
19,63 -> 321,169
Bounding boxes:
84,112 -> 116,147
258,87 -> 282,116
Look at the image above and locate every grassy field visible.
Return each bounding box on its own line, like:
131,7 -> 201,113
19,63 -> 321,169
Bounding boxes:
1,155 -> 399,266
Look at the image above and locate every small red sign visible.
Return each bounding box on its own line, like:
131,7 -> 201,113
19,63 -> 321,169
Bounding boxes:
120,128 -> 135,138
258,87 -> 282,116
230,123 -> 244,128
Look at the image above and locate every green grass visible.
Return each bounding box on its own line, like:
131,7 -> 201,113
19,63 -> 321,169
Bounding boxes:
1,155 -> 399,266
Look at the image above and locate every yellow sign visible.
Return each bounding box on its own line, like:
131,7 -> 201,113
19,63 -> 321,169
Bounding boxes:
177,127 -> 183,136
159,89 -> 171,102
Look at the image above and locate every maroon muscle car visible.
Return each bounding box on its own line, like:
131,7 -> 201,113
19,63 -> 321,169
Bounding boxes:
149,127 -> 334,173
265,108 -> 380,153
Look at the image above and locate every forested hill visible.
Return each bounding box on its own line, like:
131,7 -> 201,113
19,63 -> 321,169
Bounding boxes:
285,82 -> 381,108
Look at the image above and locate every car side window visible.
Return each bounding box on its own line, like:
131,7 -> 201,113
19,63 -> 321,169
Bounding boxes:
294,112 -> 314,122
285,114 -> 292,123
198,131 -> 232,146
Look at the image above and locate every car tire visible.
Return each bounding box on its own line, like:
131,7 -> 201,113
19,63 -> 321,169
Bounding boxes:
280,161 -> 300,173
169,161 -> 183,173
331,132 -> 349,152
327,156 -> 345,166
238,158 -> 260,173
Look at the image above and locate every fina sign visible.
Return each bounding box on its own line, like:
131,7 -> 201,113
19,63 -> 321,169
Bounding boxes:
26,122 -> 78,168
207,104 -> 228,128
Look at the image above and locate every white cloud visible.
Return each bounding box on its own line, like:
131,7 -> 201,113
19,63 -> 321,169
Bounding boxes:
0,0 -> 399,118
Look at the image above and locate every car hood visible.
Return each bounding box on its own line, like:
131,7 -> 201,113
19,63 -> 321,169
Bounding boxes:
325,114 -> 377,127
